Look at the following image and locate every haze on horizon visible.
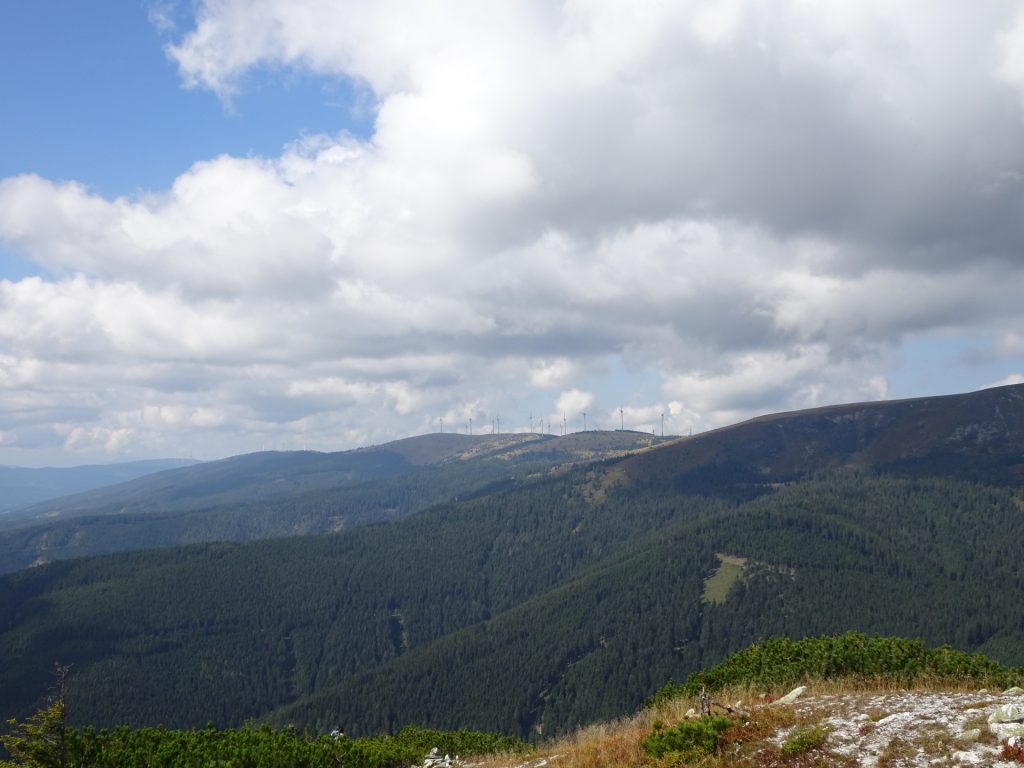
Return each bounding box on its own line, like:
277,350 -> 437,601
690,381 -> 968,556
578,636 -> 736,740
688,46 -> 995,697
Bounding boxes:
2,1 -> 1024,467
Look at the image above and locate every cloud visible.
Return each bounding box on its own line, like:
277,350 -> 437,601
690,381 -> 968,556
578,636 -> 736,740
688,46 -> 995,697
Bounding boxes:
528,358 -> 580,389
554,389 -> 595,420
146,1 -> 178,35
988,373 -> 1024,388
2,0 -> 1024,462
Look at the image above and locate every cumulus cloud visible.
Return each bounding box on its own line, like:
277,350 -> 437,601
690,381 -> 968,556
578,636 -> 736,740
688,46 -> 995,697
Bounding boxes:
557,387 -> 598,417
2,0 -> 1024,462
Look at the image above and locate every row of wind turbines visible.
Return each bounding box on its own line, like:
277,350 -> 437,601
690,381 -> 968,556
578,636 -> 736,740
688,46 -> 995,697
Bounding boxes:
439,408 -> 670,437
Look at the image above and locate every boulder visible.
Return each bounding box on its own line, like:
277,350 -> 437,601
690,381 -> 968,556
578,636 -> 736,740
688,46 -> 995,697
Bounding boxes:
992,723 -> 1024,740
988,703 -> 1024,724
1004,687 -> 1024,696
770,686 -> 806,706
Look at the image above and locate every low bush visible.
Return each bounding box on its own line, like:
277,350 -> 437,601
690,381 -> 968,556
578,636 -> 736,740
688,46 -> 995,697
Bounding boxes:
780,725 -> 828,756
6,719 -> 528,768
640,715 -> 733,761
647,632 -> 1022,706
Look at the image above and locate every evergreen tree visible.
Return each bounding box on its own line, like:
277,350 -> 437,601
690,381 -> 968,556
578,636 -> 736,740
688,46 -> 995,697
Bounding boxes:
1,663 -> 69,768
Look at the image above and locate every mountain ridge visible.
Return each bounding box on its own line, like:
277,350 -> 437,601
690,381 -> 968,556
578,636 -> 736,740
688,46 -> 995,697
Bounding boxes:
2,384 -> 1023,740
0,458 -> 200,516
0,430 -> 669,573
614,383 -> 1024,492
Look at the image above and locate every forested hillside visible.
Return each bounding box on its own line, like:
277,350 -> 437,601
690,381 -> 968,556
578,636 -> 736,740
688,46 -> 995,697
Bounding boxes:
0,431 -> 667,574
2,385 -> 1023,742
266,473 -> 1024,738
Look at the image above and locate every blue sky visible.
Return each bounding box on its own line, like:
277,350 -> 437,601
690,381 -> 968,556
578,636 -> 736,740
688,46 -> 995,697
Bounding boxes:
1,1 -> 371,200
1,1 -> 1023,466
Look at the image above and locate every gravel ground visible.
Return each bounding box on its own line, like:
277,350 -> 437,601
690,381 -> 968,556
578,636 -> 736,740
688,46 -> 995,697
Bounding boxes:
469,690 -> 1024,768
783,690 -> 1024,767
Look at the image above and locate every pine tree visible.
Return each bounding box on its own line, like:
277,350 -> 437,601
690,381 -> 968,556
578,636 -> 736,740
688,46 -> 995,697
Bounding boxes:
1,663 -> 70,768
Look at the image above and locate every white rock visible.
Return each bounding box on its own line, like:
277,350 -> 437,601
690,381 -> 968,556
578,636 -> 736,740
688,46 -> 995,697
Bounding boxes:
957,728 -> 982,742
1004,686 -> 1024,696
770,686 -> 806,706
989,703 -> 1024,724
991,723 -> 1024,740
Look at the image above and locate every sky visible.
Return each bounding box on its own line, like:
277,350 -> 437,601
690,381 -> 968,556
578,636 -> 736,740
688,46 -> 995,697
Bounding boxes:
2,1 -> 1024,467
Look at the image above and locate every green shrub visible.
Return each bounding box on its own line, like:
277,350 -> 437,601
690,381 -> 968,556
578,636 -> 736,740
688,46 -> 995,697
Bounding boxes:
647,632 -> 1022,705
3,669 -> 529,768
388,726 -> 531,757
640,716 -> 732,760
5,720 -> 527,768
781,725 -> 828,755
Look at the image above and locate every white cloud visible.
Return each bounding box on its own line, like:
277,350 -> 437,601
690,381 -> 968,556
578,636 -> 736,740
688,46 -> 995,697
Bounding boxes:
988,373 -> 1024,388
554,389 -> 595,421
2,0 -> 1024,463
528,358 -> 580,389
996,8 -> 1024,97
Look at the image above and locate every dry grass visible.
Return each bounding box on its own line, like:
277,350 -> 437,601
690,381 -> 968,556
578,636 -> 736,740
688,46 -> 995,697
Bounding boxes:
875,736 -> 916,767
959,716 -> 999,746
468,679 -> 1004,768
471,713 -> 653,768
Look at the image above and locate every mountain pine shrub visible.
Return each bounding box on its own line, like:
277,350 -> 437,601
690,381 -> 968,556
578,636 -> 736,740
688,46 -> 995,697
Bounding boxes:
640,715 -> 732,760
647,632 -> 1022,707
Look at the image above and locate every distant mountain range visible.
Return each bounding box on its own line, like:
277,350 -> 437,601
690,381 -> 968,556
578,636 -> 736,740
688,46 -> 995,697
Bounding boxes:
1,384 -> 1022,741
0,430 -> 668,573
0,458 -> 199,516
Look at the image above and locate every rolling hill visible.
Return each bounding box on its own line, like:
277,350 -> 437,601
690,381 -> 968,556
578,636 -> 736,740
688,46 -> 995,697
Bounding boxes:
2,385 -> 1022,741
0,459 -> 198,516
0,430 -> 668,574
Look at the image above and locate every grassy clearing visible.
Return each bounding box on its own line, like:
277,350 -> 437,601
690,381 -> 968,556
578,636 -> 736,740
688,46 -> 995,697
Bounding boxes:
702,554 -> 747,604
